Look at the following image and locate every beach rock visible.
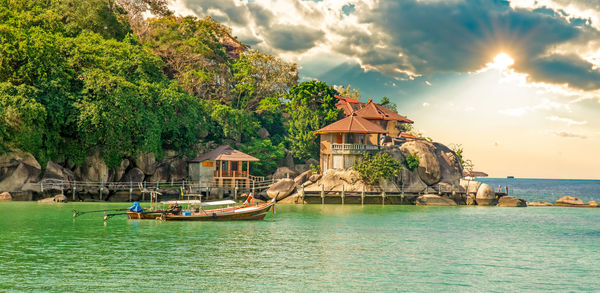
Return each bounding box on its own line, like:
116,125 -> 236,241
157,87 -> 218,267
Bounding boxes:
0,150 -> 42,192
75,150 -> 109,182
110,159 -> 130,182
37,197 -> 55,203
527,201 -> 553,207
294,170 -> 312,187
258,127 -> 270,139
37,194 -> 68,203
466,195 -> 476,205
148,164 -> 170,182
475,183 -> 496,206
415,194 -> 457,206
497,196 -> 527,207
43,161 -> 75,182
459,179 -> 482,195
432,142 -> 463,186
0,191 -> 12,201
588,201 -> 599,207
272,167 -> 297,180
278,193 -> 306,204
134,152 -> 157,175
399,141 -> 441,186
309,173 -> 321,182
556,195 -> 585,206
121,167 -> 145,183
168,157 -> 188,181
267,178 -> 296,200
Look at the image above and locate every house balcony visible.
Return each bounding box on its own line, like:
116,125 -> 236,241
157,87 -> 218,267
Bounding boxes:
330,143 -> 380,154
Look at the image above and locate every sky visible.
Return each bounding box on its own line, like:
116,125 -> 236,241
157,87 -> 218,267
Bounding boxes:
169,0 -> 600,179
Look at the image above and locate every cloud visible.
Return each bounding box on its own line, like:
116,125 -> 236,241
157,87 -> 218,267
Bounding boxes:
422,102 -> 430,107
553,130 -> 588,138
546,115 -> 588,125
263,24 -> 324,52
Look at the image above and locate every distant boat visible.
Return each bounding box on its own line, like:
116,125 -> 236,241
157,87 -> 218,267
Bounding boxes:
507,176 -> 515,179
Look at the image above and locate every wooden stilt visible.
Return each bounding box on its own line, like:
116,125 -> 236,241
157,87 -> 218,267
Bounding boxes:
72,181 -> 76,201
361,185 -> 365,206
341,184 -> 345,205
381,191 -> 385,206
321,184 -> 325,205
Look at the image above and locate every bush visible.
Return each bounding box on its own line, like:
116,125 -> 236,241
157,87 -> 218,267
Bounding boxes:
404,152 -> 420,171
353,152 -> 402,185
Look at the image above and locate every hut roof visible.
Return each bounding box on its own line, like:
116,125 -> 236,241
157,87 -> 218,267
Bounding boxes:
335,95 -> 365,116
355,100 -> 414,123
190,145 -> 259,162
314,113 -> 387,134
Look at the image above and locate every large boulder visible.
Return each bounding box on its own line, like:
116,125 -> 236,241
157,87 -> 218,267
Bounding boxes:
309,173 -> 321,182
121,167 -> 145,183
148,164 -> 170,182
415,194 -> 457,206
475,183 -> 496,206
556,196 -> 585,206
432,142 -> 463,186
110,159 -> 130,182
37,194 -> 68,203
0,191 -> 12,201
0,150 -> 42,192
399,141 -> 441,186
134,152 -> 157,175
459,179 -> 482,195
527,201 -> 553,207
588,201 -> 599,207
168,157 -> 188,182
266,179 -> 296,200
294,170 -> 312,187
272,167 -> 297,180
75,150 -> 109,182
304,168 -> 401,193
497,196 -> 527,207
43,161 -> 75,181
278,193 -> 306,204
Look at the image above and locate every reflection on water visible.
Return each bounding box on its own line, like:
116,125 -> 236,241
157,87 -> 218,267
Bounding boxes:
1,202 -> 600,292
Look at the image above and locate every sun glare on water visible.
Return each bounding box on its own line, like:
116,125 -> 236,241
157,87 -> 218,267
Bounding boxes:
490,52 -> 514,70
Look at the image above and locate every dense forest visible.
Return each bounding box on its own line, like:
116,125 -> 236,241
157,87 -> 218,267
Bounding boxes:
0,0 -> 354,176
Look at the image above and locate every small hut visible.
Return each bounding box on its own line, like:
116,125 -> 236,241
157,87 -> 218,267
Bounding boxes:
189,145 -> 260,188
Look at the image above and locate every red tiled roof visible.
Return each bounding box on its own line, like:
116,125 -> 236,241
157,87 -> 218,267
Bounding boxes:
400,133 -> 419,139
190,145 -> 259,162
354,100 -> 414,123
335,95 -> 365,116
314,113 -> 387,134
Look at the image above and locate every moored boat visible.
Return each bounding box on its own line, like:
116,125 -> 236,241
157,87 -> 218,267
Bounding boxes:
162,196 -> 276,221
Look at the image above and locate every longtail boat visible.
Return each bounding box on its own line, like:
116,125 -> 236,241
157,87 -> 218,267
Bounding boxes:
163,197 -> 276,221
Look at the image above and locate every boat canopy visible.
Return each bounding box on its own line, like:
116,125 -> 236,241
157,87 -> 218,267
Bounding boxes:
160,200 -> 236,206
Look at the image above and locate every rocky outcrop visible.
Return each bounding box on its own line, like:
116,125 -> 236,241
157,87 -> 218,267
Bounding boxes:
556,196 -> 585,206
148,164 -> 170,182
399,141 -> 441,186
459,179 -> 482,195
272,167 -> 297,180
134,152 -> 157,175
0,150 -> 42,192
415,194 -> 457,206
303,169 -> 401,193
43,161 -> 75,182
75,150 -> 108,182
121,167 -> 145,183
0,191 -> 12,201
475,183 -> 496,206
267,179 -> 296,200
309,173 -> 321,183
294,170 -> 312,187
37,194 -> 68,203
497,196 -> 527,207
527,201 -> 553,206
110,159 -> 130,182
588,201 -> 599,207
278,193 -> 306,204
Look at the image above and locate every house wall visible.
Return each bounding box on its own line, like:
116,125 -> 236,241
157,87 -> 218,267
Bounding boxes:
188,161 -> 215,183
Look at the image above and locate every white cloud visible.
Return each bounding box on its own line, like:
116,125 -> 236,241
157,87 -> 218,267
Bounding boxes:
422,102 -> 430,107
425,80 -> 432,86
553,130 -> 588,139
546,115 -> 588,125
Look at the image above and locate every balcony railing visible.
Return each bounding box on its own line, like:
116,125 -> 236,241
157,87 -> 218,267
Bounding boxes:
330,143 -> 380,154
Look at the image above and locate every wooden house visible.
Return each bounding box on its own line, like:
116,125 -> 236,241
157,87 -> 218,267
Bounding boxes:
314,113 -> 387,171
188,145 -> 260,188
353,99 -> 413,138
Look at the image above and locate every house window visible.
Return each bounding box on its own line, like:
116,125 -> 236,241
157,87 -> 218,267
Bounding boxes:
358,134 -> 365,144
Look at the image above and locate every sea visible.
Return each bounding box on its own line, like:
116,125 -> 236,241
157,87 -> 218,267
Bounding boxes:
1,178 -> 599,292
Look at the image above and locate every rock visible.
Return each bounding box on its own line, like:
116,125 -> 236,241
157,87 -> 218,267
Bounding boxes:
278,151 -> 295,169
527,201 -> 553,207
168,157 -> 188,181
37,197 -> 55,203
309,174 -> 321,182
54,194 -> 68,203
148,164 -> 170,182
258,128 -> 270,139
466,195 -> 476,205
0,191 -> 12,201
497,196 -> 527,207
475,183 -> 496,206
43,161 -> 75,181
556,195 -> 585,206
272,167 -> 297,180
110,159 -> 130,182
588,201 -> 599,207
432,142 -> 463,186
459,179 -> 482,195
266,178 -> 296,200
121,167 -> 145,183
302,181 -> 313,187
415,194 -> 457,206
0,150 -> 42,192
278,193 -> 306,204
134,152 -> 157,175
293,164 -> 311,174
75,150 -> 109,182
294,170 -> 312,187
399,141 -> 441,186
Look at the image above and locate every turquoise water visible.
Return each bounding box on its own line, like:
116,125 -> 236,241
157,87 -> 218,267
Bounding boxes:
1,201 -> 600,292
478,178 -> 600,203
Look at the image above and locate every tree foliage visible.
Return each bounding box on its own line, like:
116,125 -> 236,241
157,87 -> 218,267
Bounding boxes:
380,97 -> 397,113
353,152 -> 402,185
286,81 -> 342,160
238,138 -> 285,177
404,152 -> 420,171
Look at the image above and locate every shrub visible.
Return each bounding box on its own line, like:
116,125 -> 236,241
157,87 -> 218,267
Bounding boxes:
353,152 -> 402,185
404,152 -> 420,171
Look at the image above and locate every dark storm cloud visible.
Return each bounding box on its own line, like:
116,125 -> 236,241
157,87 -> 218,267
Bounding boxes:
181,0 -> 249,26
264,24 -> 324,52
521,54 -> 600,90
337,0 -> 600,89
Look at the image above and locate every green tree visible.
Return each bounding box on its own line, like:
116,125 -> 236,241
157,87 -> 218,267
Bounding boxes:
238,138 -> 285,177
380,97 -> 397,113
286,80 -> 342,160
333,84 -> 360,100
353,152 -> 402,185
404,152 -> 420,171
0,83 -> 46,154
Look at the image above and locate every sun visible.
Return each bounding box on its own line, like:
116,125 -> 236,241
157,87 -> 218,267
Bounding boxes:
490,52 -> 514,70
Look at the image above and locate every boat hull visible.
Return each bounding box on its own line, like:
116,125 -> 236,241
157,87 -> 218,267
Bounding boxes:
126,211 -> 163,220
164,203 -> 273,221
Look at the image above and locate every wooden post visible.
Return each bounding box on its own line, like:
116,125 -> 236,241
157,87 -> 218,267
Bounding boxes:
381,191 -> 385,206
99,178 -> 104,201
321,184 -> 325,205
361,185 -> 365,205
40,181 -> 44,193
505,185 -> 509,195
234,184 -> 238,202
341,184 -> 345,205
301,185 -> 305,204
129,181 -> 133,202
72,181 -> 76,201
